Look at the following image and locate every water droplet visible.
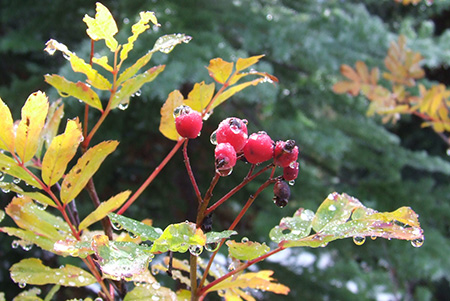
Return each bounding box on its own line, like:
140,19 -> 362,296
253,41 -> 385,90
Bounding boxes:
2,188 -> 10,193
216,167 -> 233,177
447,148 -> 450,156
11,240 -> 19,249
94,298 -> 103,301
205,242 -> 219,252
123,17 -> 130,24
371,235 -> 377,240
189,245 -> 203,256
288,180 -> 295,186
266,14 -> 273,21
411,237 -> 424,248
151,296 -> 160,301
173,105 -> 191,118
0,171 -> 4,181
128,232 -> 139,239
328,204 -> 336,211
210,131 -> 218,145
135,89 -> 142,97
241,237 -> 249,243
111,221 -> 123,231
18,282 -> 26,288
35,201 -> 48,210
353,236 -> 366,246
22,244 -> 32,251
118,102 -> 129,110
152,282 -> 161,290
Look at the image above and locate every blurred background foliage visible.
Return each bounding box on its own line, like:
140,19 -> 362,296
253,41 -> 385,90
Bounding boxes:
1,0 -> 450,300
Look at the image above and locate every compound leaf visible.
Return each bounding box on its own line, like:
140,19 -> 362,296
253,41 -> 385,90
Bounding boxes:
226,240 -> 270,261
79,191 -> 131,231
15,91 -> 49,163
0,227 -> 55,253
108,213 -> 162,241
183,82 -> 215,113
0,153 -> 41,188
0,182 -> 56,208
150,222 -> 206,253
159,90 -> 184,141
70,54 -> 111,90
117,52 -> 153,85
0,97 -> 15,153
10,258 -> 96,287
60,140 -> 119,204
235,54 -> 265,72
83,2 -> 118,52
42,118 -> 83,186
207,58 -> 234,84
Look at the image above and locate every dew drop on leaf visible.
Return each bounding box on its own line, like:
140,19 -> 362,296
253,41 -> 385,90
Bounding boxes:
353,236 -> 366,246
118,102 -> 129,110
205,242 -> 220,252
0,171 -> 4,181
328,204 -> 336,211
152,282 -> 161,290
18,282 -> 26,288
189,245 -> 203,256
11,241 -> 19,249
411,237 -> 424,248
111,221 -> 123,231
241,237 -> 249,243
35,201 -> 48,210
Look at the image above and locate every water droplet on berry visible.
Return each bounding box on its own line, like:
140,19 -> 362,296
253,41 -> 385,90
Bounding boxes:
353,236 -> 366,246
411,237 -> 424,248
173,105 -> 191,118
210,131 -> 218,145
118,102 -> 129,110
205,242 -> 219,252
189,245 -> 203,256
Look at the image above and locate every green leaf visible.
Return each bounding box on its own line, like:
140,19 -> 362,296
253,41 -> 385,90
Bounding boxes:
15,91 -> 49,163
13,287 -> 43,301
269,209 -> 315,244
82,2 -> 118,52
0,97 -> 15,153
159,90 -> 184,141
0,210 -> 4,223
150,222 -> 206,253
152,33 -> 192,54
0,153 -> 41,188
52,239 -> 94,258
0,227 -> 55,253
10,258 -> 96,287
43,285 -> 60,301
207,58 -> 234,84
60,140 -> 119,204
111,65 -> 165,109
124,285 -> 177,301
108,212 -> 162,241
0,182 -> 56,208
92,235 -> 153,281
271,193 -> 424,248
226,240 -> 270,261
44,75 -> 103,111
120,11 -> 159,62
117,52 -> 153,85
79,191 -> 131,230
206,230 -> 237,244
183,82 -> 215,113
42,118 -> 83,186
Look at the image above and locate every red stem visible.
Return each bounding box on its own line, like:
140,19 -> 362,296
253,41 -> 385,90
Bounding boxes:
183,139 -> 202,204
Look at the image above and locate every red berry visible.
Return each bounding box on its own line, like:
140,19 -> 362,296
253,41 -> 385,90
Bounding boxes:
174,106 -> 203,139
283,161 -> 299,182
215,143 -> 237,174
243,132 -> 274,164
274,140 -> 299,167
213,117 -> 248,152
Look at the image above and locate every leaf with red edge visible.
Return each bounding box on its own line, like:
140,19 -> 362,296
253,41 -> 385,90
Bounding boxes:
207,58 -> 234,84
235,54 -> 265,72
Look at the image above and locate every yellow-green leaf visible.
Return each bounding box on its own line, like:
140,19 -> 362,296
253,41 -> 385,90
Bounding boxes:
83,2 -> 118,52
44,75 -> 103,111
0,97 -> 15,153
207,58 -> 234,84
152,33 -> 192,54
36,99 -> 64,159
92,56 -> 113,72
10,258 -> 96,287
211,77 -> 266,110
42,118 -> 83,186
183,82 -> 215,113
120,11 -> 159,62
0,182 -> 56,208
159,90 -> 184,141
15,91 -> 49,163
79,191 -> 131,230
70,55 -> 112,90
60,140 -> 118,204
111,65 -> 165,109
150,222 -> 206,253
235,54 -> 265,72
117,52 -> 153,85
226,240 -> 270,261
0,153 -> 41,188
0,227 -> 56,253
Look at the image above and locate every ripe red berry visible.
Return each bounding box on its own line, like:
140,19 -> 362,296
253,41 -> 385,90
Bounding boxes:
283,161 -> 299,182
274,140 -> 299,167
212,117 -> 248,152
214,142 -> 237,175
174,105 -> 203,139
243,132 -> 274,164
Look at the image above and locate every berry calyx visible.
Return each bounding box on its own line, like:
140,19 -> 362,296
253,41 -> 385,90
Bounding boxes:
283,161 -> 299,182
212,117 -> 248,152
215,142 -> 237,175
274,140 -> 299,167
273,179 -> 290,208
174,105 -> 203,139
243,132 -> 274,164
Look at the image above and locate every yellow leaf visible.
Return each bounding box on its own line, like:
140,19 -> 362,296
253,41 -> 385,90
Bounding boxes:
92,56 -> 113,72
36,99 -> 64,159
183,82 -> 215,113
79,190 -> 131,230
211,78 -> 266,110
159,90 -> 184,141
0,97 -> 15,153
83,2 -> 118,52
41,118 -> 83,186
120,11 -> 159,62
207,58 -> 234,84
70,54 -> 112,90
235,55 -> 265,72
60,140 -> 119,204
15,91 -> 49,163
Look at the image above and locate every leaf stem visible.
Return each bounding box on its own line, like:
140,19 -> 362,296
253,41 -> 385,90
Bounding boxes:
183,139 -> 202,204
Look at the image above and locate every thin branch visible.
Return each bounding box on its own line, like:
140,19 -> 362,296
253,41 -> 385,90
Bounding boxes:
183,139 -> 202,204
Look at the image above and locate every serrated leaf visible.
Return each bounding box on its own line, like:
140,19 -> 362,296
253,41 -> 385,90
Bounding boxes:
206,270 -> 289,296
226,240 -> 270,261
16,91 -> 49,163
78,191 -> 131,230
0,153 -> 41,188
92,235 -> 153,281
206,230 -> 237,244
44,75 -> 103,111
0,227 -> 55,253
5,196 -> 71,241
152,33 -> 192,54
0,182 -> 56,208
207,58 -> 234,84
108,213 -> 162,241
120,11 -> 159,62
42,118 -> 83,186
60,140 -> 118,204
69,55 -> 112,90
111,65 -> 165,109
236,54 -> 265,72
83,2 -> 118,52
183,82 -> 215,113
159,90 -> 184,141
10,258 -> 96,287
150,222 -> 206,253
0,97 -> 15,153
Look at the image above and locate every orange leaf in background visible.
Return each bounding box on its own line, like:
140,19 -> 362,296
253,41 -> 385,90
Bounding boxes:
332,62 -> 378,96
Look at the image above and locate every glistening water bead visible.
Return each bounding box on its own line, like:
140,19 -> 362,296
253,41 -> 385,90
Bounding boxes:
353,236 -> 366,246
411,237 -> 424,248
